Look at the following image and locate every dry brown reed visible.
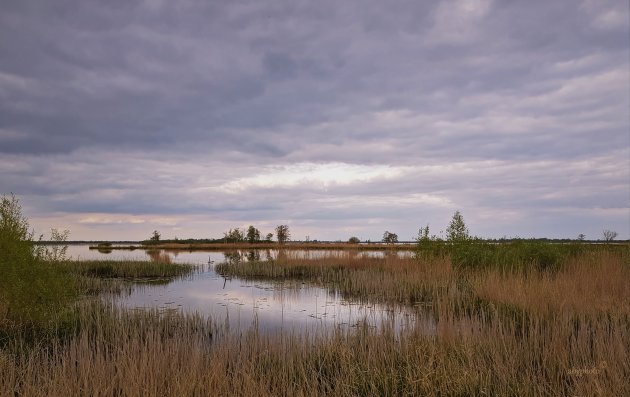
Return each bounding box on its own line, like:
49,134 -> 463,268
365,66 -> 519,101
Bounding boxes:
473,250 -> 630,316
1,299 -> 627,396
1,248 -> 628,396
217,251 -> 454,306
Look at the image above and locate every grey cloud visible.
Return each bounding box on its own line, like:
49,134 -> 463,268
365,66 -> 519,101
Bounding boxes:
1,0 -> 628,239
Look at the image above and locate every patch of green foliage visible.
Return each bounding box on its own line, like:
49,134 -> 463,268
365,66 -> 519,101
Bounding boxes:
448,239 -> 580,271
417,237 -> 593,271
414,211 -> 616,271
0,194 -> 76,343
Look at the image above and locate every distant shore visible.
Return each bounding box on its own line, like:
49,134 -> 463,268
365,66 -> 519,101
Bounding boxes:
88,242 -> 417,251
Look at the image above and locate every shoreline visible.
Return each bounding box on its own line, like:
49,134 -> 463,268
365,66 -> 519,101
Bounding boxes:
89,242 -> 417,251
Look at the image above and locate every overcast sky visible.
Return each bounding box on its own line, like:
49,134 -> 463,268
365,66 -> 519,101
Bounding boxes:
1,0 -> 628,241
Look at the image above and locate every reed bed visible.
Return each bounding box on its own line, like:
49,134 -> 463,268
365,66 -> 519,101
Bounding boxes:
1,298 -> 627,396
1,246 -> 628,396
472,250 -> 630,316
217,251 -> 454,305
62,259 -> 192,280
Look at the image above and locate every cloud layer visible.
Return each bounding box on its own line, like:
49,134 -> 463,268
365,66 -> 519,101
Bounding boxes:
1,0 -> 628,240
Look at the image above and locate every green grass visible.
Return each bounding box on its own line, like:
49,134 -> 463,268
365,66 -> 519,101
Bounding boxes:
0,258 -> 193,348
62,259 -> 193,280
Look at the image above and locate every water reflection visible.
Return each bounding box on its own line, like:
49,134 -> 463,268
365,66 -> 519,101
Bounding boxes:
67,244 -> 412,264
146,249 -> 173,263
114,268 -> 433,335
66,245 -> 430,335
246,250 -> 260,262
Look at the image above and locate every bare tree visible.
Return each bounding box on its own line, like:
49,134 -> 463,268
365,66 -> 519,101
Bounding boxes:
602,229 -> 618,242
150,230 -> 161,242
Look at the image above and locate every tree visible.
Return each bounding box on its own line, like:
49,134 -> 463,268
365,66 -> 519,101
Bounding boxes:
348,236 -> 361,244
265,233 -> 274,243
0,193 -> 73,324
0,193 -> 33,264
417,225 -> 430,242
40,228 -> 70,262
150,230 -> 161,242
275,225 -> 290,244
577,233 -> 586,241
382,231 -> 398,244
602,229 -> 618,242
246,225 -> 261,244
0,194 -> 30,240
446,210 -> 469,242
224,228 -> 244,243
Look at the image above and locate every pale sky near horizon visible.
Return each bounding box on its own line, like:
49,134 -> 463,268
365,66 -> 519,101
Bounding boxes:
1,0 -> 628,241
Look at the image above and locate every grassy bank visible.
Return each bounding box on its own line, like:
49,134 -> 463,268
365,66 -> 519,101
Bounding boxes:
0,257 -> 193,346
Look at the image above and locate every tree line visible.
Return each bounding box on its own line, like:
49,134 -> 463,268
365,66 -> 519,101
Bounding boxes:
146,210 -> 620,245
147,224 -> 291,244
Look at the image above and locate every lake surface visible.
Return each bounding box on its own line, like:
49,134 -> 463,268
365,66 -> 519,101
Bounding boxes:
67,245 -> 433,335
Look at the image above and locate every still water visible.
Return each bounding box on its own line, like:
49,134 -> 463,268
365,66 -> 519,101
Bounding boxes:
66,245 -> 432,334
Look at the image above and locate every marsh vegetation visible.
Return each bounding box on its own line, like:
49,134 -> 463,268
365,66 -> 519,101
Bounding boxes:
1,194 -> 628,396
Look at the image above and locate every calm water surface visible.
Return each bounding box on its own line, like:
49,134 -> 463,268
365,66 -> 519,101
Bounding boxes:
67,245 -> 433,334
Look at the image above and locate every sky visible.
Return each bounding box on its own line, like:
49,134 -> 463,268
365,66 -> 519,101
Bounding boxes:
1,0 -> 628,242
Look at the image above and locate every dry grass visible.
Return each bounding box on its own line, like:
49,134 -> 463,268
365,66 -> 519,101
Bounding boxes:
1,299 -> 627,396
1,247 -> 629,396
473,250 -> 630,316
217,251 -> 453,305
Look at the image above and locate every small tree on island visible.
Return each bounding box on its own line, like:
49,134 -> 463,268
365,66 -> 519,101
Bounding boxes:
265,232 -> 274,243
150,230 -> 161,243
224,228 -> 244,243
348,236 -> 360,244
446,211 -> 469,242
246,225 -> 261,244
382,231 -> 398,244
275,225 -> 290,244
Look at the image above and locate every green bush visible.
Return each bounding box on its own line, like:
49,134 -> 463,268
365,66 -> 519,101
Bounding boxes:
448,239 -> 583,271
0,194 -> 75,330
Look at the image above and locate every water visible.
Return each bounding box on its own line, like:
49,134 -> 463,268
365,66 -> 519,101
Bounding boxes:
65,244 -> 413,263
66,244 -> 433,334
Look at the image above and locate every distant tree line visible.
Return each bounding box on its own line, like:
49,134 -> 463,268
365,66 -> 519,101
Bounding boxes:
141,211 -> 622,245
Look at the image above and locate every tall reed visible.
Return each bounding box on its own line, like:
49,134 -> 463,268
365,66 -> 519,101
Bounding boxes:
2,244 -> 628,396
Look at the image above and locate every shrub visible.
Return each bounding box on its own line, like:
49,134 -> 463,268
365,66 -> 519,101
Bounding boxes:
449,239 -> 578,272
0,194 -> 75,331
